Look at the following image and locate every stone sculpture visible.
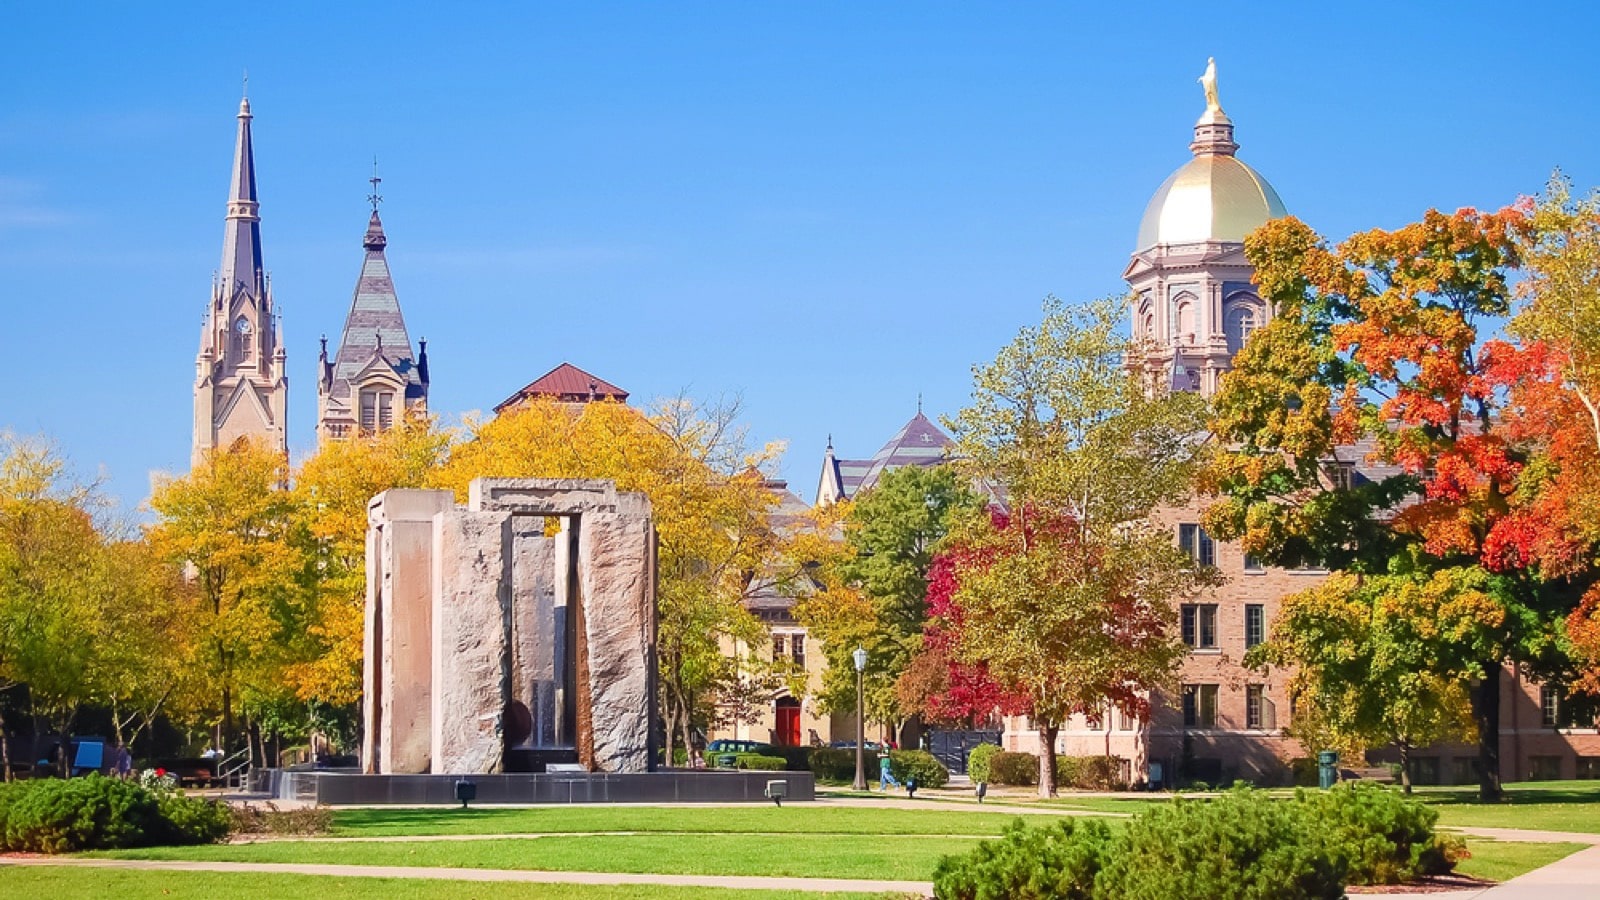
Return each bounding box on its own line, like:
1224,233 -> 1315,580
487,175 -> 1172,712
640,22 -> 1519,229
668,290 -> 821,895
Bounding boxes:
361,478 -> 657,775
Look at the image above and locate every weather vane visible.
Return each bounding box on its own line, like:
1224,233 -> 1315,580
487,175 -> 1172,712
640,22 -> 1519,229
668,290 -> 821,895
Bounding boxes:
368,156 -> 383,211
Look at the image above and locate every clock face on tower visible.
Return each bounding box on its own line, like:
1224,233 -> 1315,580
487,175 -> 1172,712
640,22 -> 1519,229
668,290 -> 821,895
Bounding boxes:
235,317 -> 252,334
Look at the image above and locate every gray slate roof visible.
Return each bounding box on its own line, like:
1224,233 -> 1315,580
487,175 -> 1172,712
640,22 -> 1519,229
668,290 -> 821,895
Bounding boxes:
326,211 -> 423,401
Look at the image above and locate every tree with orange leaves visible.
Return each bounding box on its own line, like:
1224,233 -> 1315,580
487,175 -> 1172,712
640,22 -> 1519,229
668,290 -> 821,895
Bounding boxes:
1205,209 -> 1583,801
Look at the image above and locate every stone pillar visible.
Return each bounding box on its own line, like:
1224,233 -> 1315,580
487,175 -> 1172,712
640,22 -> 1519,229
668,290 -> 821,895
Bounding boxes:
576,494 -> 657,773
508,521 -> 561,748
362,489 -> 455,775
430,509 -> 512,774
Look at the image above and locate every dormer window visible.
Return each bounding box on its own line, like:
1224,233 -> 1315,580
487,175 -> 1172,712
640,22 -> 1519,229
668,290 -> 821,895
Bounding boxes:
360,388 -> 396,434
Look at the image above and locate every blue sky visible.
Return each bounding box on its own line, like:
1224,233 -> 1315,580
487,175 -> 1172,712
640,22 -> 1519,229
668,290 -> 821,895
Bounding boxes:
3,2 -> 1597,513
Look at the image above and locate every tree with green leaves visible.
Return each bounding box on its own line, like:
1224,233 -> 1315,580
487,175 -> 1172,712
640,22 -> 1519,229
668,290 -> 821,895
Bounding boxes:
1248,566 -> 1477,793
942,295 -> 1212,796
794,463 -> 983,742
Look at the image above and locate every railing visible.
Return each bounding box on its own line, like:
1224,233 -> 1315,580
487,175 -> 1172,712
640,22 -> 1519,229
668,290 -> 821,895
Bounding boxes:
218,746 -> 251,788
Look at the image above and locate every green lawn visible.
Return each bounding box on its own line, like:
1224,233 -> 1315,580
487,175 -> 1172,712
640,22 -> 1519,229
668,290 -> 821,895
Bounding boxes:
97,833 -> 983,881
329,804 -> 1029,837
0,867 -> 885,900
1417,781 -> 1600,833
1456,839 -> 1590,883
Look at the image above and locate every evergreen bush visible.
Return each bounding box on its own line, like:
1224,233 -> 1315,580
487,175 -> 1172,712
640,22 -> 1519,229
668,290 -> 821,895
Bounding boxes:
966,743 -> 1001,784
1298,782 -> 1463,884
0,774 -> 228,853
934,817 -> 1113,900
889,749 -> 950,788
989,751 -> 1039,786
1095,788 -> 1345,900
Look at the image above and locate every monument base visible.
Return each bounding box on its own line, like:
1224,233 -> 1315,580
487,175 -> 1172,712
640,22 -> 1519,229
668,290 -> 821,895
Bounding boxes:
260,768 -> 816,805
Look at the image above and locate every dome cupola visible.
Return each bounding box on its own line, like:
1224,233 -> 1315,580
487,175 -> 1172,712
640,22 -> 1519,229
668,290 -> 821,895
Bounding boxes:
1135,58 -> 1286,251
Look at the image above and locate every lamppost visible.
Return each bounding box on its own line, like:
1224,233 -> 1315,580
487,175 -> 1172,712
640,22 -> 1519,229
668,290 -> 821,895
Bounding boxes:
852,646 -> 868,791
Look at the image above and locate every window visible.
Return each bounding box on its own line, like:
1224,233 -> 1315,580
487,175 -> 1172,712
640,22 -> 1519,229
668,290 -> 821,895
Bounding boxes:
378,391 -> 395,431
1181,604 -> 1218,649
1246,685 -> 1263,730
1117,708 -> 1135,731
1529,756 -> 1563,781
772,634 -> 785,662
1326,462 -> 1354,491
360,391 -> 377,433
1182,684 -> 1218,729
791,634 -> 805,669
1542,685 -> 1560,728
1224,303 -> 1260,356
1243,553 -> 1264,573
1577,757 -> 1600,780
1178,524 -> 1215,567
1245,604 -> 1265,649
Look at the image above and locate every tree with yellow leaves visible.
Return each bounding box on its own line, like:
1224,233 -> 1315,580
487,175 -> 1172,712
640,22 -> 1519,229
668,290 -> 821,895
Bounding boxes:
148,438 -> 298,749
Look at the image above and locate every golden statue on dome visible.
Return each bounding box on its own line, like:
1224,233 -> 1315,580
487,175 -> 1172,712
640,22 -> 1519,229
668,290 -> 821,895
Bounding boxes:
1199,57 -> 1223,115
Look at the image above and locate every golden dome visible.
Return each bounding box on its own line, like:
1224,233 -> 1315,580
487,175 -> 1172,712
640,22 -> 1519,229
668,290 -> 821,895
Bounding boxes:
1136,153 -> 1286,250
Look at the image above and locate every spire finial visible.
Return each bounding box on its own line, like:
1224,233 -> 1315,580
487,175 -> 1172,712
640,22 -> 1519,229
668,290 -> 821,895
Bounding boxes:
368,157 -> 383,211
917,393 -> 923,415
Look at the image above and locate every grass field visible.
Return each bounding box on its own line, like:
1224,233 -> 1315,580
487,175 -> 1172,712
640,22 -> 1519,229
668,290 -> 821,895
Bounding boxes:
328,804 -> 1030,838
1453,840 -> 1590,883
0,868 -> 884,900
98,833 -> 984,881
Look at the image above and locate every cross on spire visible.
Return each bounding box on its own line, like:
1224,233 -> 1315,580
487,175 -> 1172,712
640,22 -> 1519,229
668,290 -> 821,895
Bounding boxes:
368,157 -> 383,211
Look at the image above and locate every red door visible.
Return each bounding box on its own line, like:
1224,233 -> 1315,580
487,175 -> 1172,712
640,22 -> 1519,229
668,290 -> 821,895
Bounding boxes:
775,699 -> 801,746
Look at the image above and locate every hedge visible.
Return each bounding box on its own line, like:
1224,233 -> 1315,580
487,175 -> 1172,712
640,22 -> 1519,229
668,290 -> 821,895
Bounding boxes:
733,754 -> 788,771
1053,756 -> 1126,790
990,751 -> 1039,786
888,750 -> 950,789
0,775 -> 229,853
932,784 -> 1463,899
808,748 -> 882,782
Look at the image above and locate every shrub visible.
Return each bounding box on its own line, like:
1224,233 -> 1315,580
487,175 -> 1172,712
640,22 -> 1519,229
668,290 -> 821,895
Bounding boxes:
808,748 -> 881,782
734,753 -> 788,771
1289,758 -> 1320,787
1298,782 -> 1462,884
230,802 -> 334,836
1052,756 -> 1126,790
764,745 -> 814,771
989,751 -> 1039,786
889,750 -> 949,789
1096,788 -> 1344,900
967,743 -> 1001,784
934,817 -> 1114,900
0,774 -> 228,853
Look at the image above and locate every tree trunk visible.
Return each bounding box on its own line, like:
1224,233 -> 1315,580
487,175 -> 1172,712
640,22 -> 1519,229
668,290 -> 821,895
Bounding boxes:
1038,722 -> 1060,798
1471,666 -> 1503,802
662,690 -> 678,767
0,704 -> 10,782
1398,739 -> 1413,795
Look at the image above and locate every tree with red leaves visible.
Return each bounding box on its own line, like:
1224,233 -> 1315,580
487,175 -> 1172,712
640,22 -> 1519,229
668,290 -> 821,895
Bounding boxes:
942,296 -> 1211,796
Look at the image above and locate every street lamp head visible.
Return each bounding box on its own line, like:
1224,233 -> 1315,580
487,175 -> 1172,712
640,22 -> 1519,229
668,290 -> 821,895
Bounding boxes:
852,646 -> 868,672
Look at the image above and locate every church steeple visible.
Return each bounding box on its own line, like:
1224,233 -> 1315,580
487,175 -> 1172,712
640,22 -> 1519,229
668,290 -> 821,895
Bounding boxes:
317,173 -> 428,443
219,95 -> 264,297
193,91 -> 288,466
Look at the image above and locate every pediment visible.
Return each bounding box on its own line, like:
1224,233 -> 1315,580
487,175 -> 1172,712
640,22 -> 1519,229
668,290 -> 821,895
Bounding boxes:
213,380 -> 275,433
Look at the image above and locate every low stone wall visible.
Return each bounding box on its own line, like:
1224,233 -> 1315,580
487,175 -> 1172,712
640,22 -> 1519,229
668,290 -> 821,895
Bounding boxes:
272,769 -> 815,805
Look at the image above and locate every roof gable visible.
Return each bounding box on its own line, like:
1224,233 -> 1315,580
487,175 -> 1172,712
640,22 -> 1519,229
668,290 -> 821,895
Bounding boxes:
496,362 -> 629,412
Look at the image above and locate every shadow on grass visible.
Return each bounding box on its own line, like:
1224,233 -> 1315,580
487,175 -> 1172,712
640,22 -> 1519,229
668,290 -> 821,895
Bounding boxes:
1414,780 -> 1600,808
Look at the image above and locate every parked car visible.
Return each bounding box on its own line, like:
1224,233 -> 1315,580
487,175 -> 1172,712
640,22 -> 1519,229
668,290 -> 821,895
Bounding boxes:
706,739 -> 775,768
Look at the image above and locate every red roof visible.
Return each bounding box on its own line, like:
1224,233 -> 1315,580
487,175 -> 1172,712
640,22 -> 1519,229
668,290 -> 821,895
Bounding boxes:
495,362 -> 629,412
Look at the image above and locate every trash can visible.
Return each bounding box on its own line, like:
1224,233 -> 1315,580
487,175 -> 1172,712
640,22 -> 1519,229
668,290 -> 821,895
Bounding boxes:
1317,751 -> 1339,789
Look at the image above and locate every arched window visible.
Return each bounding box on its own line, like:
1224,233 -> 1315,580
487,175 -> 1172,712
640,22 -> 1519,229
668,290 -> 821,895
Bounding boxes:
1172,292 -> 1198,344
1225,302 -> 1261,357
231,316 -> 253,360
1136,298 -> 1155,344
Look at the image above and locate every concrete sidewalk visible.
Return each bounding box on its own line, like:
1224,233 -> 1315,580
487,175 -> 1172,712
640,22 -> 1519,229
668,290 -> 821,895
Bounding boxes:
0,856 -> 932,894
1475,843 -> 1600,899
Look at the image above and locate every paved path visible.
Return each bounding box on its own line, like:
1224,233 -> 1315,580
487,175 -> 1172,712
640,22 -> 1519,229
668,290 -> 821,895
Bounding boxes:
0,856 -> 931,894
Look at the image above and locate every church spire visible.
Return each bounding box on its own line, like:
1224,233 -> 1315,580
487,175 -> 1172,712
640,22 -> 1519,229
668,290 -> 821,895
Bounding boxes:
219,93 -> 264,295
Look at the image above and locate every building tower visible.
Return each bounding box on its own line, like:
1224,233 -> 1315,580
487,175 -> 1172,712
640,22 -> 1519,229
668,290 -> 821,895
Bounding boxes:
317,176 -> 428,441
1124,58 -> 1287,397
193,95 -> 289,465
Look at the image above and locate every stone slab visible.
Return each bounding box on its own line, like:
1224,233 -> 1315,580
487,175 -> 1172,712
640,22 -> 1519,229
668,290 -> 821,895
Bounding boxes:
470,478 -> 619,515
431,509 -> 511,774
577,508 -> 657,773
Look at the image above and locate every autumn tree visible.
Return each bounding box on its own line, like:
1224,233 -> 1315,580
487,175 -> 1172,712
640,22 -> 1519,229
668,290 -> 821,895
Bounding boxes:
148,438 -> 299,750
287,416 -> 450,713
1205,211 -> 1581,800
943,295 -> 1211,796
1248,567 -> 1479,793
794,464 -> 982,742
437,395 -> 783,760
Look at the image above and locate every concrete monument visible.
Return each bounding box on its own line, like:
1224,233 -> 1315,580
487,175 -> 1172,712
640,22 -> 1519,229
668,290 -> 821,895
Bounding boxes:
361,478 -> 657,775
